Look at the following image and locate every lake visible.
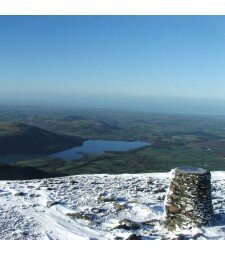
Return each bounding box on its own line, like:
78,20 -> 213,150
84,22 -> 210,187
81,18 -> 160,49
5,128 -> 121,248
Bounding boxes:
0,140 -> 150,164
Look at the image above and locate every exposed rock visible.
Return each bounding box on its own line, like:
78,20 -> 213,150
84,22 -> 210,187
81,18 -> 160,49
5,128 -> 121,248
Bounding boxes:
165,204 -> 180,213
113,203 -> 126,212
154,187 -> 166,193
68,176 -> 78,185
66,212 -> 92,221
46,201 -> 60,207
147,177 -> 154,185
14,192 -> 26,196
160,236 -> 171,240
29,193 -> 41,198
114,236 -> 124,240
27,186 -> 35,189
135,187 -> 145,192
128,200 -> 138,204
191,232 -> 207,240
157,195 -> 166,201
46,187 -> 54,191
98,195 -> 115,203
143,219 -> 161,227
91,208 -> 103,214
114,219 -> 140,230
126,234 -> 142,240
171,234 -> 191,240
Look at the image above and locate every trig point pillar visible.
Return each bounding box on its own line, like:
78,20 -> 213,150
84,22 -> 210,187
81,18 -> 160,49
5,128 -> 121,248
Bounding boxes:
164,166 -> 213,231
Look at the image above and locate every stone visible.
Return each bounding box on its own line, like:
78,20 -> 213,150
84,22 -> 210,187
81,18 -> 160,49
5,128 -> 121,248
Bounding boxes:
153,187 -> 166,193
66,212 -> 92,221
46,187 -> 54,191
91,208 -> 103,213
98,195 -> 115,203
191,233 -> 207,240
171,234 -> 191,240
147,177 -> 154,185
27,186 -> 35,189
46,201 -> 60,207
113,203 -> 126,211
143,219 -> 160,227
164,166 -> 213,231
14,192 -> 26,196
114,236 -> 124,240
165,204 -> 180,213
157,195 -> 166,201
114,219 -> 140,230
126,234 -> 142,240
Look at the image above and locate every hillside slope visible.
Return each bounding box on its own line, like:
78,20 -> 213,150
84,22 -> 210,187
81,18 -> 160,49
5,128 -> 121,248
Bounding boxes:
0,163 -> 65,180
0,122 -> 84,154
0,172 -> 224,240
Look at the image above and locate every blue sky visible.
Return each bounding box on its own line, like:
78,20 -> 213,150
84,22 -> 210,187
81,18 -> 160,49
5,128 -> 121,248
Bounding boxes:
1,16 -> 225,114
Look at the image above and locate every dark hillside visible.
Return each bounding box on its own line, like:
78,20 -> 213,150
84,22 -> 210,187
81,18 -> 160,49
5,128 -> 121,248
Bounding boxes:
0,122 -> 84,154
0,162 -> 65,180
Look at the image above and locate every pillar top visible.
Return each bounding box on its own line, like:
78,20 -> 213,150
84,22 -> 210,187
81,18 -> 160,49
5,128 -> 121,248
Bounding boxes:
174,166 -> 209,175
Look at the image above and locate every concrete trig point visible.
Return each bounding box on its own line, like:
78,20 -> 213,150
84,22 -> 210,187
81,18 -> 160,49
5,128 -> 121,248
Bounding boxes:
164,166 -> 213,231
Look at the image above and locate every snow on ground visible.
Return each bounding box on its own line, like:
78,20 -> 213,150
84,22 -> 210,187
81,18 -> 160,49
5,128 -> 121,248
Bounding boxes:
0,171 -> 224,240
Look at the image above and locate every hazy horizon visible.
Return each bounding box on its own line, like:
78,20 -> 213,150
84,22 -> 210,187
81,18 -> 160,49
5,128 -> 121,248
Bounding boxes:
2,97 -> 225,116
1,16 -> 225,115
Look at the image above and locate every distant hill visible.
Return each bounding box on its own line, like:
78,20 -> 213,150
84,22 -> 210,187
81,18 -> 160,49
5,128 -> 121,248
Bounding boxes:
0,122 -> 84,154
62,115 -> 87,121
0,162 -> 65,180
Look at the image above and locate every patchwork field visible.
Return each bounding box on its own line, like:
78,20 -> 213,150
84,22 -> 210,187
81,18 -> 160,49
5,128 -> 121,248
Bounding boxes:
1,106 -> 225,176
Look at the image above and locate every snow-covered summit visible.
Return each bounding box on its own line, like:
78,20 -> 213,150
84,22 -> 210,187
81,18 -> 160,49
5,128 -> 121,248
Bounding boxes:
0,172 -> 224,240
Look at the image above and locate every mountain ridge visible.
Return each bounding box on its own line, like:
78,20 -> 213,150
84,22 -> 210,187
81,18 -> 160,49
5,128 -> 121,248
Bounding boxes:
0,162 -> 65,180
0,122 -> 84,154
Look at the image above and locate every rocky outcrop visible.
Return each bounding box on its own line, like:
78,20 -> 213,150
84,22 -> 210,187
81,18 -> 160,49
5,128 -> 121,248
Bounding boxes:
164,166 -> 213,231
